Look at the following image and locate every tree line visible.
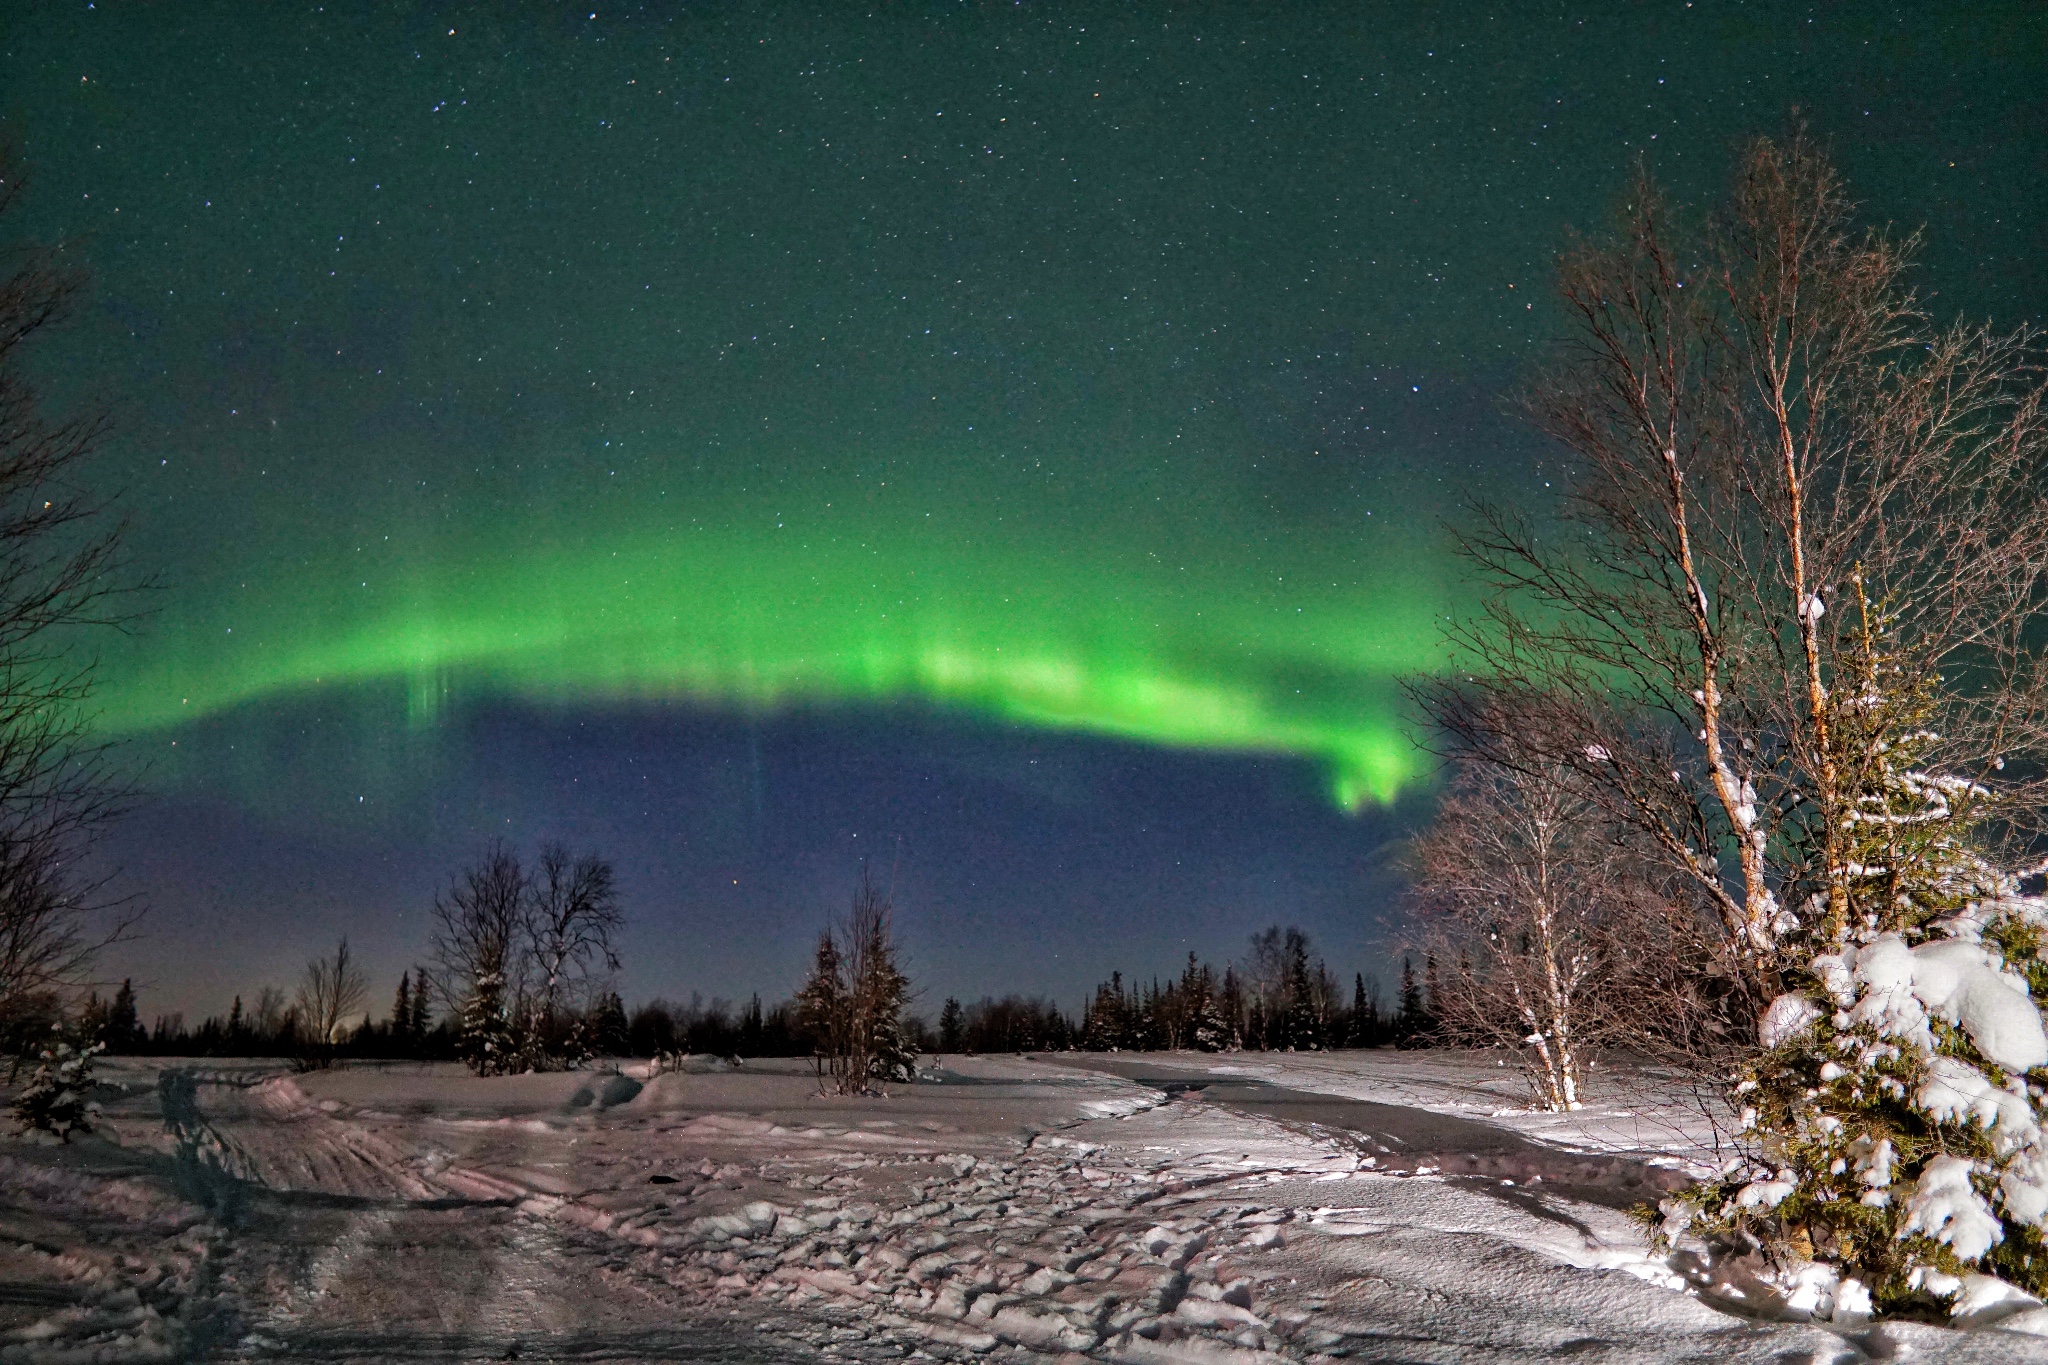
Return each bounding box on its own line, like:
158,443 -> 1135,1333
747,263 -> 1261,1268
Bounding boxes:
1059,927 -> 1433,1053
66,904 -> 1429,1070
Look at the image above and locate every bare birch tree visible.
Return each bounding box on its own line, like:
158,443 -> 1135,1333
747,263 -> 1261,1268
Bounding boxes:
427,841 -> 525,1020
427,840 -> 623,1071
1423,129 -> 2048,1039
523,842 -> 622,1050
0,148 -> 140,1031
1411,741 -> 1686,1108
295,937 -> 367,1059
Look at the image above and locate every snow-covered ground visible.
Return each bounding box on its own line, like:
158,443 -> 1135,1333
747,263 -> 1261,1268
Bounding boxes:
3,1049 -> 2045,1362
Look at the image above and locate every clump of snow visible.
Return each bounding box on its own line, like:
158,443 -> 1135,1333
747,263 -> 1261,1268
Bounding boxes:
1735,1171 -> 1797,1209
1896,936 -> 2048,1070
1918,1055 -> 2033,1133
1899,1156 -> 2004,1261
1759,994 -> 1822,1049
1948,1272 -> 2042,1328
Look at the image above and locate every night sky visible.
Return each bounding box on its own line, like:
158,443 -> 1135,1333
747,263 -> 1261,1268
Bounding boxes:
3,3 -> 2041,1022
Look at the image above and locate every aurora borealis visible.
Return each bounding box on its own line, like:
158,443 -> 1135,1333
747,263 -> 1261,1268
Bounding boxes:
3,3 -> 2041,1014
113,455 -> 1440,809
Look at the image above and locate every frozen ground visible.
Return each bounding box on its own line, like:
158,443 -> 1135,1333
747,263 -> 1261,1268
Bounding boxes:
3,1049 -> 2046,1363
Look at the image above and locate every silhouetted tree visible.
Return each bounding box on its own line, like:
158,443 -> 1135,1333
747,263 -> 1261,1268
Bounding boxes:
1348,973 -> 1380,1047
795,869 -> 915,1093
957,996 -> 1072,1053
588,990 -> 628,1055
1186,958 -> 1230,1052
0,148 -> 142,1035
252,986 -> 291,1045
1083,971 -> 1131,1050
296,937 -> 367,1065
1217,968 -> 1244,1050
938,996 -> 963,1053
391,972 -> 413,1052
104,979 -> 141,1052
522,842 -> 622,1060
794,928 -> 845,1078
429,841 -> 525,1026
1282,933 -> 1319,1050
406,966 -> 433,1039
845,870 -> 916,1086
1395,957 -> 1425,1046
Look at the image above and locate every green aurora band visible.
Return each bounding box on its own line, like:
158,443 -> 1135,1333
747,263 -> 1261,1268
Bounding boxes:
101,463 -> 1442,808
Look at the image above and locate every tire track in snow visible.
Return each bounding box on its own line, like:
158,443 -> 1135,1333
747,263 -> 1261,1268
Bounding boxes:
241,1202 -> 407,1341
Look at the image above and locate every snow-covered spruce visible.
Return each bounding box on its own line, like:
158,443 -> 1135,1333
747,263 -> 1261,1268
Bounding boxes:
457,970 -> 519,1077
1676,884 -> 2048,1308
9,1032 -> 104,1141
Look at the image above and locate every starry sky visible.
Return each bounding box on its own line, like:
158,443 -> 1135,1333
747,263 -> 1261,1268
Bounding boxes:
2,2 -> 2041,1022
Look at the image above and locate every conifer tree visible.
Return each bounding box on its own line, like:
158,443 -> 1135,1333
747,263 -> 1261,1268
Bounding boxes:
1283,935 -> 1319,1050
740,993 -> 765,1055
849,879 -> 916,1086
408,966 -> 434,1039
10,1029 -> 101,1141
106,979 -> 140,1052
1217,968 -> 1245,1050
1682,596 -> 2048,1301
1188,960 -> 1230,1052
1397,958 -> 1425,1045
1138,979 -> 1163,1050
938,997 -> 964,1053
456,970 -> 515,1076
392,972 -> 413,1051
794,870 -> 916,1092
795,928 -> 847,1084
1350,973 -> 1377,1047
1084,972 -> 1128,1051
588,990 -> 628,1056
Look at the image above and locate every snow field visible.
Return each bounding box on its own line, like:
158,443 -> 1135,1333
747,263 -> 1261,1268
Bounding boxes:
10,1053 -> 2048,1361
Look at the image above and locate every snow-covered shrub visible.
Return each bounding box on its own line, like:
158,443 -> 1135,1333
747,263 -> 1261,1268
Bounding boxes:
456,971 -> 517,1076
1673,703 -> 2048,1308
10,1030 -> 104,1141
1190,990 -> 1234,1053
1686,911 -> 2048,1303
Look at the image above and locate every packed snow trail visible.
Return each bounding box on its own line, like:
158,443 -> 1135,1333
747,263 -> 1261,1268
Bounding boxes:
1055,1057 -> 1693,1209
